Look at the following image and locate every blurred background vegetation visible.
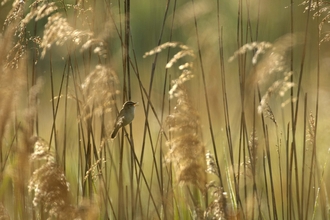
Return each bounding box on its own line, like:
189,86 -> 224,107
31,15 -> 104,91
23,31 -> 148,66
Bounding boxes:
0,0 -> 330,219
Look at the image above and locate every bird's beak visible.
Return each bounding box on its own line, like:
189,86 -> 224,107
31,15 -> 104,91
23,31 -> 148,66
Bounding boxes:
134,102 -> 139,106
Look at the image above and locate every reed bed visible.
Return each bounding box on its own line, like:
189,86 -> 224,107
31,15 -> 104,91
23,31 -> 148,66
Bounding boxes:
0,0 -> 329,219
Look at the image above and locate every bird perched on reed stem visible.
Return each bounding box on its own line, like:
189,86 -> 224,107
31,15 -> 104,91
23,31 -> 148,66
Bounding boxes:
111,101 -> 137,139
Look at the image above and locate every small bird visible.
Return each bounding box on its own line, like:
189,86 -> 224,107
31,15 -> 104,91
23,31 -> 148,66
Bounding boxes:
111,101 -> 137,139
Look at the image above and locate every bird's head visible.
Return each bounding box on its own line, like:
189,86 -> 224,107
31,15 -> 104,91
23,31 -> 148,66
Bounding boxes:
123,101 -> 138,109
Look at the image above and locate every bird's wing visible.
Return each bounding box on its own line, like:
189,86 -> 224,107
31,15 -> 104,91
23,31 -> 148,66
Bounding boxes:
116,116 -> 125,126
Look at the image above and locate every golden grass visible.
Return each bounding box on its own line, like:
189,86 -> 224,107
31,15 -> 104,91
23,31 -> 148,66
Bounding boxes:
0,0 -> 329,219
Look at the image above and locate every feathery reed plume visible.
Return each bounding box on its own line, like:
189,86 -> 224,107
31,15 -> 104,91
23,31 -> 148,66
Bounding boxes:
28,137 -> 72,218
145,42 -> 206,190
40,12 -> 92,58
229,34 -> 297,113
205,151 -> 231,219
204,182 -> 229,220
166,86 -> 207,192
169,69 -> 194,99
5,1 -> 59,66
80,65 -> 119,121
258,71 -> 294,113
144,42 -> 195,99
247,131 -> 258,173
262,103 -> 277,125
3,0 -> 24,27
144,42 -> 195,69
17,0 -> 113,59
4,1 -> 57,68
0,24 -> 26,144
29,137 -> 99,219
147,41 -> 207,191
84,158 -> 106,182
300,0 -> 330,43
300,0 -> 326,14
206,151 -> 221,178
228,41 -> 273,65
4,18 -> 27,69
0,24 -> 27,200
21,1 -> 58,25
0,204 -> 10,220
143,42 -> 185,57
307,112 -> 316,146
79,17 -> 115,57
236,131 -> 259,179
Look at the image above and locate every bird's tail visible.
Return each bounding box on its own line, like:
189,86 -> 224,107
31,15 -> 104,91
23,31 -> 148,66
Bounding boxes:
111,127 -> 119,139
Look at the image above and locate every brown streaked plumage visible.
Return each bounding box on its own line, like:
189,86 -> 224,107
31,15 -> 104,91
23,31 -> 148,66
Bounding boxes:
111,101 -> 137,139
